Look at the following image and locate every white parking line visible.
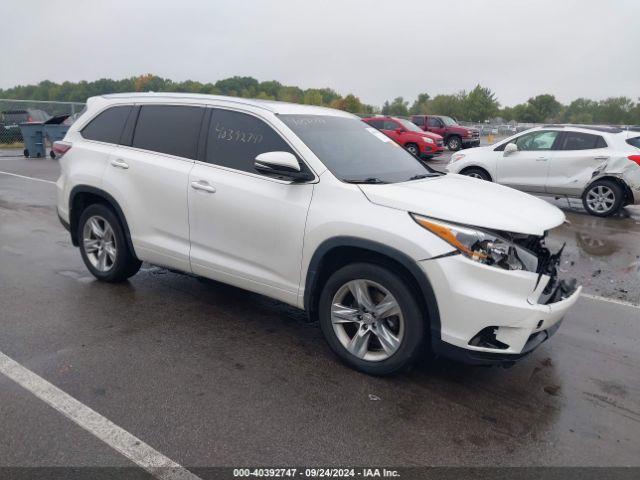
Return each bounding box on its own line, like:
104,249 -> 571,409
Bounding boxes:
0,170 -> 56,184
0,351 -> 202,480
580,292 -> 640,310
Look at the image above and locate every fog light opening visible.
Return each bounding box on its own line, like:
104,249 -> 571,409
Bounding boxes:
469,327 -> 510,350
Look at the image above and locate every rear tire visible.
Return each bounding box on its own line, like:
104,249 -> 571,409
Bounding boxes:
23,149 -> 29,158
78,204 -> 141,282
582,179 -> 624,217
318,263 -> 425,375
461,167 -> 491,181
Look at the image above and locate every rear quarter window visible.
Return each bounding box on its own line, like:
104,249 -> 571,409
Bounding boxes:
81,105 -> 133,144
627,136 -> 640,149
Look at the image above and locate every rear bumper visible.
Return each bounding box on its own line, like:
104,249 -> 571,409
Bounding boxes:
420,254 -> 581,366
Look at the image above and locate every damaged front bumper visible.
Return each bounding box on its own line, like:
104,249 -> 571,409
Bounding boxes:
420,241 -> 581,366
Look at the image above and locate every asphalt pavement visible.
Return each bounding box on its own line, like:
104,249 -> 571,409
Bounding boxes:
0,153 -> 639,477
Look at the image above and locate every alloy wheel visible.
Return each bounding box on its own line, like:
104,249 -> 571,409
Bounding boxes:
331,279 -> 404,362
586,185 -> 616,214
82,215 -> 117,272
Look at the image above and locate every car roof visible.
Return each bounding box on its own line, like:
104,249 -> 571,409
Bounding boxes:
97,92 -> 355,118
541,124 -> 624,134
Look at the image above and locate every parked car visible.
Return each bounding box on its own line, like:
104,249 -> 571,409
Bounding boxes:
361,115 -> 444,159
447,125 -> 640,217
410,114 -> 480,151
55,93 -> 580,374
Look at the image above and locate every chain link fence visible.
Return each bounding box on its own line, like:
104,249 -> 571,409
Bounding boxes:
0,99 -> 85,154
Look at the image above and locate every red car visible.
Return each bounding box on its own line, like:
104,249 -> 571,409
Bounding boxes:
410,114 -> 480,151
362,116 -> 444,159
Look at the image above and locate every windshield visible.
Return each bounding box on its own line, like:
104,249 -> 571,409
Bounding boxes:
397,118 -> 423,133
440,116 -> 458,126
280,115 -> 440,183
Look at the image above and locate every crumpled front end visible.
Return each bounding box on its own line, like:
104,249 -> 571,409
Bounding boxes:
421,232 -> 581,366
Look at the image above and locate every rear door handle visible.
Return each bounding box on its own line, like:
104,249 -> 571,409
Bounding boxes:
191,180 -> 216,193
536,157 -> 548,161
110,159 -> 129,169
594,156 -> 609,161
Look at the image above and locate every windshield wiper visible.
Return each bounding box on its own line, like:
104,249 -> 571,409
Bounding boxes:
345,177 -> 388,184
407,173 -> 442,181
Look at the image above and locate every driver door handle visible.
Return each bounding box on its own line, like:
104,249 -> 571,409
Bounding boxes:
191,180 -> 216,193
536,156 -> 548,161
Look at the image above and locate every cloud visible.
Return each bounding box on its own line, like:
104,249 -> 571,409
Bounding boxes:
1,0 -> 638,107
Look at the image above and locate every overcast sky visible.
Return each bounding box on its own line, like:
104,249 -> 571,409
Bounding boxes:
2,0 -> 639,107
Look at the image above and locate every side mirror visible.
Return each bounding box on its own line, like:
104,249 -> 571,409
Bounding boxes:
395,128 -> 405,135
504,143 -> 518,155
254,151 -> 313,182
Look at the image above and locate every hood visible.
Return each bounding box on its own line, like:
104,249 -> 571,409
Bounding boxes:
359,174 -> 565,236
421,131 -> 442,141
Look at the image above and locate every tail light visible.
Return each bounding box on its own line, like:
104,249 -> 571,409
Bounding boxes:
628,155 -> 640,166
52,141 -> 72,157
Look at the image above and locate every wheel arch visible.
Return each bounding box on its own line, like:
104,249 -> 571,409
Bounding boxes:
585,175 -> 634,206
303,237 -> 441,341
459,165 -> 493,181
69,185 -> 137,257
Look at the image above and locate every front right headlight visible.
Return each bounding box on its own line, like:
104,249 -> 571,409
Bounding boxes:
411,214 -> 538,272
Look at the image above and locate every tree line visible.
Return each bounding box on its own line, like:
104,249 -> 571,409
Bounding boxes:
1,74 -> 638,125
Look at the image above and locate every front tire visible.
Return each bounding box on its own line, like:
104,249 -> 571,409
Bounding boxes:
318,263 -> 425,375
447,136 -> 462,151
461,167 -> 491,181
405,143 -> 419,157
582,180 -> 624,217
78,204 -> 141,282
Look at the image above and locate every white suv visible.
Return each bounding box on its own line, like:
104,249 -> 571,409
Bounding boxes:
447,125 -> 640,217
55,93 -> 581,374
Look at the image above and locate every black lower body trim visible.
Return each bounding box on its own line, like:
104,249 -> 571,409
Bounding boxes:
57,210 -> 70,233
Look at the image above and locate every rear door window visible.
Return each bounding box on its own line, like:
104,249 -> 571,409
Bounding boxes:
559,132 -> 607,150
81,105 -> 133,144
627,136 -> 640,148
412,116 -> 425,126
427,117 -> 441,128
132,105 -> 204,159
206,109 -> 309,177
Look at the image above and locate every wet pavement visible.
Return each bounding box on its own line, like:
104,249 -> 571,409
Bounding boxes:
0,155 -> 639,471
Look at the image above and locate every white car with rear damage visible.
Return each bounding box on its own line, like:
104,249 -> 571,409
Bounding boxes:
447,125 -> 640,217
